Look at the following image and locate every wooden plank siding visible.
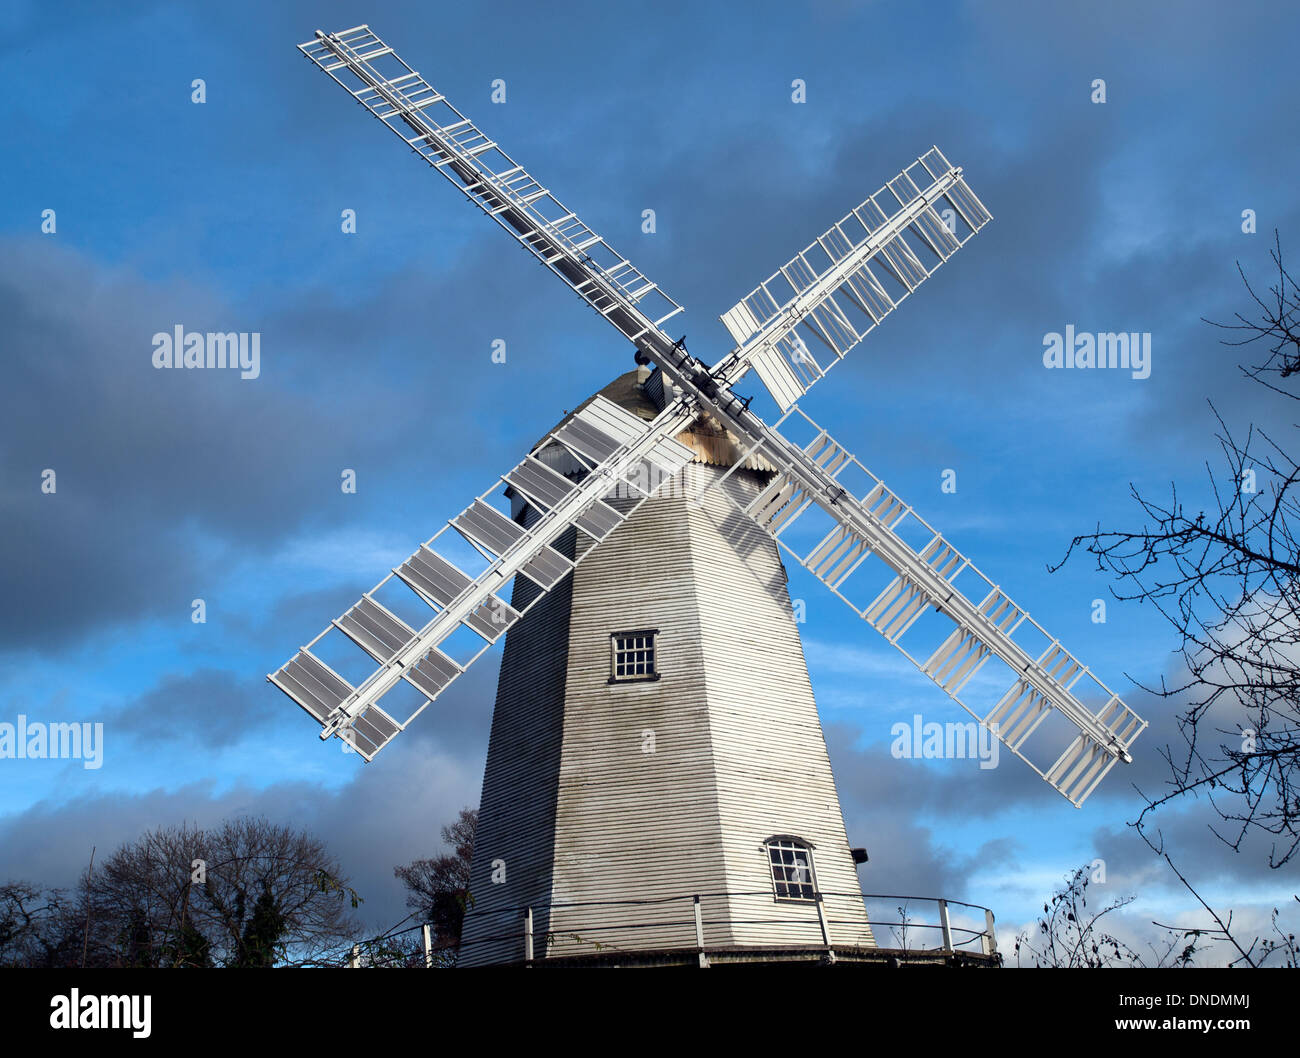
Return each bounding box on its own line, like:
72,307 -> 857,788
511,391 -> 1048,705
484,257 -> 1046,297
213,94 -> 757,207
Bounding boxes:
686,467 -> 874,950
545,477 -> 730,956
457,521 -> 576,967
461,375 -> 873,964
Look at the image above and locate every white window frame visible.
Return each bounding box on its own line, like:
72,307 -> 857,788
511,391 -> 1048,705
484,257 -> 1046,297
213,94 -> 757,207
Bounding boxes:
765,837 -> 818,902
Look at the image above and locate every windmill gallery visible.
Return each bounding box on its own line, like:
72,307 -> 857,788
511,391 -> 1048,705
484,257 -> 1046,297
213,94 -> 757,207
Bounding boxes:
269,25 -> 1148,967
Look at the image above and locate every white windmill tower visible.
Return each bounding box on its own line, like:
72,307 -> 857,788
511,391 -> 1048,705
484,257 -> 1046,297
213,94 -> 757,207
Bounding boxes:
273,25 -> 1148,967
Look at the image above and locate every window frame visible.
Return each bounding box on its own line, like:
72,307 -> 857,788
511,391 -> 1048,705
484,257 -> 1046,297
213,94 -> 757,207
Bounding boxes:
764,836 -> 819,903
608,628 -> 660,684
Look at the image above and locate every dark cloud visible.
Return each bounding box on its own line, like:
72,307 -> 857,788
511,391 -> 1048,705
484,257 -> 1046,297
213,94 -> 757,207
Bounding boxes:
0,231 -> 596,653
113,669 -> 269,747
0,717 -> 491,935
3,0 -> 1298,962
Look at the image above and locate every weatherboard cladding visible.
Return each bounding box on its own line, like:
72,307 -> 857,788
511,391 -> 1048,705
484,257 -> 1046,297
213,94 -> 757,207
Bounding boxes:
457,520 -> 576,967
460,375 -> 872,962
541,464 -> 872,956
545,477 -> 727,955
685,467 -> 872,949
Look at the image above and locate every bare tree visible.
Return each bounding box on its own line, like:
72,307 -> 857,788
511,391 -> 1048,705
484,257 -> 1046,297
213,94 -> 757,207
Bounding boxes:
0,882 -> 78,967
192,816 -> 358,967
1054,234 -> 1300,868
76,822 -> 198,967
1015,865 -> 1197,968
394,806 -> 476,961
1048,235 -> 1300,967
75,816 -> 359,967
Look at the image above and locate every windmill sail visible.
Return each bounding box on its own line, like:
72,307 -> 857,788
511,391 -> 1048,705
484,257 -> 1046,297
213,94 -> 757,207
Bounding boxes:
298,26 -> 683,347
718,406 -> 1146,806
288,23 -> 1144,806
714,148 -> 991,410
269,396 -> 694,759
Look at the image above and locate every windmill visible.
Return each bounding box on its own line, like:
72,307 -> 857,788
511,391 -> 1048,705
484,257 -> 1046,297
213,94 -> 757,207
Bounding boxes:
273,24 -> 1148,966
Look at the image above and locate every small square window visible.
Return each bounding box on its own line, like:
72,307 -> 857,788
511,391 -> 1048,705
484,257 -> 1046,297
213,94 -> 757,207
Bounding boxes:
610,629 -> 658,682
766,839 -> 816,901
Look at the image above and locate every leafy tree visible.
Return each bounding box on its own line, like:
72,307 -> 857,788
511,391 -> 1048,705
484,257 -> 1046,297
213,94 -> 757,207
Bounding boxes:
161,919 -> 213,969
235,884 -> 286,968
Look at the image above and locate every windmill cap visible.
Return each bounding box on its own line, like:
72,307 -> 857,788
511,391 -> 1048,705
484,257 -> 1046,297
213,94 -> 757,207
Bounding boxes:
529,367 -> 775,475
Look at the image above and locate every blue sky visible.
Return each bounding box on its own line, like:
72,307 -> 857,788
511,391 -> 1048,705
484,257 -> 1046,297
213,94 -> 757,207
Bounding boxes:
3,0 -> 1298,959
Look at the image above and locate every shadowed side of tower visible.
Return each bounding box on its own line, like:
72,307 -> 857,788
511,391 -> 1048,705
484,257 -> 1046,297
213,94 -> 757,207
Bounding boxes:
455,525 -> 575,962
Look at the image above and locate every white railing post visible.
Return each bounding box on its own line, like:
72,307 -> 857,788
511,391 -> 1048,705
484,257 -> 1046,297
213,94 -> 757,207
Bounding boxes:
983,907 -> 998,956
815,893 -> 837,964
422,923 -> 433,968
937,899 -> 953,952
523,906 -> 534,964
693,894 -> 709,968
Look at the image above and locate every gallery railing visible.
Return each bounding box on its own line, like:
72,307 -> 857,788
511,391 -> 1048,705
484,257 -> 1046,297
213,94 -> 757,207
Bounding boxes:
344,890 -> 998,967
